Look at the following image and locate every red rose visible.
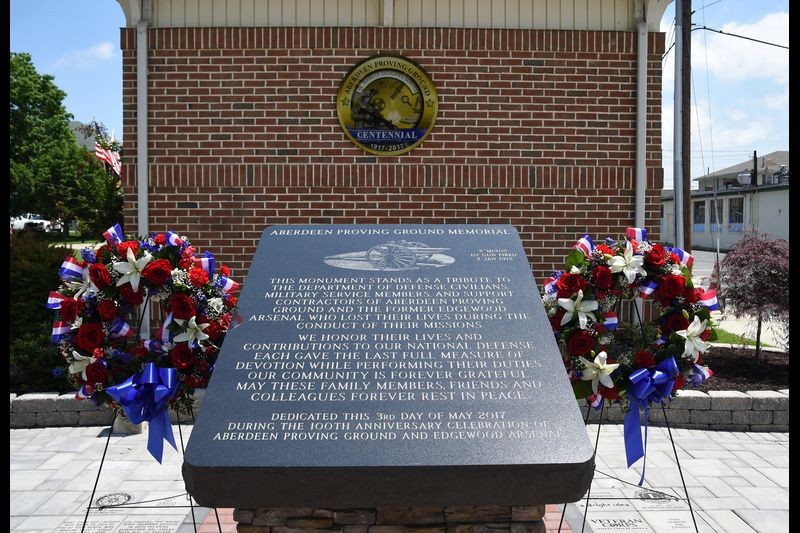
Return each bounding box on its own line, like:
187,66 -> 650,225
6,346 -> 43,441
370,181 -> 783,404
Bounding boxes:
188,267 -> 210,287
88,263 -> 112,289
599,385 -> 619,401
683,287 -> 704,305
170,293 -> 196,320
669,252 -> 682,265
645,244 -> 667,268
592,266 -> 613,290
194,358 -> 210,373
154,233 -> 167,245
170,343 -> 196,370
700,328 -> 713,341
142,259 -> 173,286
657,274 -> 686,300
549,309 -> 565,331
60,298 -> 83,323
225,295 -> 238,307
182,246 -> 196,260
97,300 -> 119,321
119,283 -> 144,305
117,240 -> 139,257
635,350 -> 655,368
178,258 -> 193,269
202,319 -> 226,341
74,322 -> 105,352
566,330 -> 595,356
220,265 -> 231,277
184,373 -> 208,388
84,361 -> 108,386
662,312 -> 689,335
556,273 -> 587,298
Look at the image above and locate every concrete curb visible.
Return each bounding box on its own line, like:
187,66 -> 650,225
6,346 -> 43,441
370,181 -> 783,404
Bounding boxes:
10,388 -> 788,432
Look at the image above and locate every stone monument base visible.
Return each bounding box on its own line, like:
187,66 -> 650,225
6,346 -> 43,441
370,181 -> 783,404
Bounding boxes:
233,505 -> 546,533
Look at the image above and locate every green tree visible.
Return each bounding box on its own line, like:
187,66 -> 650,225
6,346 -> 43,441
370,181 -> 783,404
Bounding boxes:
10,52 -> 123,237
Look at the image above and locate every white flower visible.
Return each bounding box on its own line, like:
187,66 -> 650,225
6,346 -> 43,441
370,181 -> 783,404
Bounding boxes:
578,351 -> 620,394
66,269 -> 96,300
608,241 -> 646,283
558,289 -> 599,330
69,350 -> 97,375
676,315 -> 710,362
206,297 -> 224,316
112,248 -> 152,293
174,315 -> 209,345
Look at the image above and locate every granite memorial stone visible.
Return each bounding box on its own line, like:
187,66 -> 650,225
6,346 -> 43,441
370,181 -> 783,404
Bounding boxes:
183,224 -> 595,508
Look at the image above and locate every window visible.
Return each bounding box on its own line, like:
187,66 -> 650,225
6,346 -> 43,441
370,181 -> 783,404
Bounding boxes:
710,198 -> 724,232
728,197 -> 744,232
692,201 -> 705,233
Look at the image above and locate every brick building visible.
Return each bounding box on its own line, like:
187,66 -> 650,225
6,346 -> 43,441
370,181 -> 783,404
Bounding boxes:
116,0 -> 669,284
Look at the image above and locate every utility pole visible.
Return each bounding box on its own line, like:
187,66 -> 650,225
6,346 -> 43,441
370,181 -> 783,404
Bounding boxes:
673,0 -> 684,249
681,0 -> 692,251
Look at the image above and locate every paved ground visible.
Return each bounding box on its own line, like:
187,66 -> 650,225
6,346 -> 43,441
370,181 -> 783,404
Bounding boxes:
10,423 -> 788,532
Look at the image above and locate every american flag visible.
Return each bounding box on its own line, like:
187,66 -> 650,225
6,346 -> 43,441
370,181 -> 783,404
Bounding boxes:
95,140 -> 122,176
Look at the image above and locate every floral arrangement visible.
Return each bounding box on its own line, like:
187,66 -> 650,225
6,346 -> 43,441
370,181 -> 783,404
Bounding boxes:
542,228 -> 716,480
47,224 -> 240,461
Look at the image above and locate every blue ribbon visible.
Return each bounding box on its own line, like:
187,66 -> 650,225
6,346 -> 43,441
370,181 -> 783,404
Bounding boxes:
105,363 -> 180,463
623,356 -> 678,485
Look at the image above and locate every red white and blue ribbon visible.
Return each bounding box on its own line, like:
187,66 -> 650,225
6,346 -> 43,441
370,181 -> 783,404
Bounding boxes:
104,363 -> 179,463
51,320 -> 72,343
639,279 -> 659,298
165,231 -> 184,247
573,235 -> 595,256
75,383 -> 94,400
109,318 -> 134,338
102,223 -> 124,244
216,275 -> 240,294
46,291 -> 69,310
59,257 -> 85,280
590,392 -> 604,411
603,312 -> 618,330
624,356 -> 678,485
667,247 -> 695,268
626,227 -> 647,241
543,272 -> 561,295
161,312 -> 176,344
194,251 -> 215,275
142,339 -> 166,353
700,289 -> 719,310
686,364 -> 713,386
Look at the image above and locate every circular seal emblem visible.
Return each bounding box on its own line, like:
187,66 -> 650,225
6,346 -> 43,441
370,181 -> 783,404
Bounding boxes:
336,54 -> 438,156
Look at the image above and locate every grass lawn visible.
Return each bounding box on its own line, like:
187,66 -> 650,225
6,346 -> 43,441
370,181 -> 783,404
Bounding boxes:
713,327 -> 772,348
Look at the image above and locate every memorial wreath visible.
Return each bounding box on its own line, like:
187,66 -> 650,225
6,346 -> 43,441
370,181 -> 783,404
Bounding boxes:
47,224 -> 240,461
542,228 -> 717,479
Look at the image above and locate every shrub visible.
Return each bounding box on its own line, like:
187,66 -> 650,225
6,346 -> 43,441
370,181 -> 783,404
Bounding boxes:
720,231 -> 789,362
10,232 -> 74,393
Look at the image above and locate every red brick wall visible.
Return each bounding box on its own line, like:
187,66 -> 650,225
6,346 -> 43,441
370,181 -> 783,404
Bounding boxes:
120,27 -> 664,284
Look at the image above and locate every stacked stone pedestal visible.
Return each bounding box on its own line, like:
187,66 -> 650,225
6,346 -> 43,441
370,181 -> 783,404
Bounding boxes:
233,506 -> 546,533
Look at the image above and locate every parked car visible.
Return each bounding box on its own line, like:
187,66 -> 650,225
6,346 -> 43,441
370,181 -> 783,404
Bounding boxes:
10,213 -> 61,233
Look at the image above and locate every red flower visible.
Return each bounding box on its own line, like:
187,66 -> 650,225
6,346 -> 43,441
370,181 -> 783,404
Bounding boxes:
178,258 -> 193,270
700,328 -> 713,341
566,330 -> 595,356
154,233 -> 167,245
635,350 -> 655,368
84,361 -> 108,386
97,300 -> 119,321
184,374 -> 208,388
170,343 -> 196,370
645,244 -> 667,268
662,312 -> 690,335
657,274 -> 686,301
202,319 -> 226,341
556,273 -> 587,298
119,283 -> 144,305
220,265 -> 231,277
599,385 -> 619,401
88,263 -> 112,289
142,259 -> 173,286
188,267 -> 210,287
592,266 -> 613,290
194,358 -> 210,373
549,309 -> 565,331
596,244 -> 614,256
170,293 -> 196,320
117,240 -> 140,258
74,323 -> 105,352
60,298 -> 83,323
225,295 -> 238,307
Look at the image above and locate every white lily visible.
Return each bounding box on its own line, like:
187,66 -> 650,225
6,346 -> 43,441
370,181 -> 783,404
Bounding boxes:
112,248 -> 152,293
676,315 -> 710,362
66,269 -> 95,300
69,350 -> 97,375
558,289 -> 598,329
608,241 -> 646,283
174,316 -> 209,345
578,351 -> 620,394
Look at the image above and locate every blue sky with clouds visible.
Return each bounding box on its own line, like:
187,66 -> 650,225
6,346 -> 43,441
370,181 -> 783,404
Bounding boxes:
10,1 -> 789,190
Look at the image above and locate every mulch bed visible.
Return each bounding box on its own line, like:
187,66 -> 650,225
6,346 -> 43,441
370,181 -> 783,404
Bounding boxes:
695,346 -> 789,392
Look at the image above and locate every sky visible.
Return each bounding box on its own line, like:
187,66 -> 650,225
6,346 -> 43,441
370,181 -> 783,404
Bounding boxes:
9,0 -> 790,190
